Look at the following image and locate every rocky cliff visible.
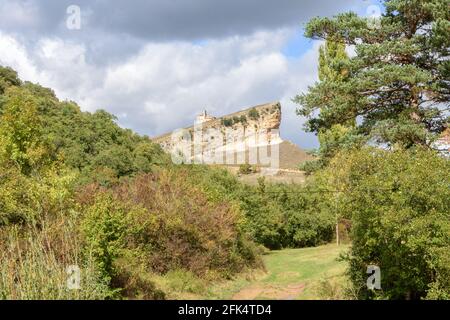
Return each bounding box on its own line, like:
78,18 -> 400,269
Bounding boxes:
152,102 -> 312,169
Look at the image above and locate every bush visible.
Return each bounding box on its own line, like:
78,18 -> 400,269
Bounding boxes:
183,165 -> 335,250
77,168 -> 262,281
80,193 -> 130,288
299,159 -> 324,175
238,164 -> 254,175
0,215 -> 112,299
238,181 -> 335,249
221,118 -> 233,127
248,108 -> 260,120
323,147 -> 450,299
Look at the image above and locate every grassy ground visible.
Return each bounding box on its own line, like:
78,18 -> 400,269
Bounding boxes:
186,243 -> 350,300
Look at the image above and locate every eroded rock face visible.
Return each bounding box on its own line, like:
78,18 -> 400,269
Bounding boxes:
153,102 -> 282,167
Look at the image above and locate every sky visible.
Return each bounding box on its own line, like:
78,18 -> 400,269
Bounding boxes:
0,0 -> 381,150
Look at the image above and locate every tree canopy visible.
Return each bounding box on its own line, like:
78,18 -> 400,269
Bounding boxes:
0,71 -> 170,186
296,0 -> 450,149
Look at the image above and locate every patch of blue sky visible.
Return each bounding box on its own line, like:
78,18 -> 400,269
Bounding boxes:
282,28 -> 314,59
192,39 -> 209,47
281,0 -> 384,60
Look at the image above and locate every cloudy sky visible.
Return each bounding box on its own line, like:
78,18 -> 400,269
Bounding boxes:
0,0 -> 380,149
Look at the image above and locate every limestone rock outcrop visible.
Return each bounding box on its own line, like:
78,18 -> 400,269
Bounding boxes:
152,102 -> 312,169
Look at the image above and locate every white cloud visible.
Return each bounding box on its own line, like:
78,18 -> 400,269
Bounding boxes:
0,32 -> 40,82
0,29 -> 321,148
0,0 -> 41,30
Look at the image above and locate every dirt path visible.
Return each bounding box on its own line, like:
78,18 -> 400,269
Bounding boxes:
232,283 -> 305,300
210,244 -> 349,300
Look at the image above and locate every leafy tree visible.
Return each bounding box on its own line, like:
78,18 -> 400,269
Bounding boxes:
318,39 -> 349,83
299,39 -> 356,173
296,0 -> 450,148
0,87 -> 50,175
248,108 -> 260,120
322,147 -> 450,299
0,69 -> 170,183
81,194 -> 129,288
317,39 -> 357,159
0,66 -> 21,94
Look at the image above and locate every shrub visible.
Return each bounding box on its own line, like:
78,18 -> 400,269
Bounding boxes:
238,164 -> 253,175
0,215 -> 112,299
238,182 -> 335,249
163,269 -> 206,294
80,193 -> 129,287
324,147 -> 450,299
248,108 -> 260,120
221,118 -> 233,127
183,165 -> 335,250
77,168 -> 262,281
298,159 -> 324,175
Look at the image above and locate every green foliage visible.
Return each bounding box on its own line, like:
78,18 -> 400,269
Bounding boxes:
296,0 -> 450,148
0,87 -> 51,175
81,194 -> 129,287
76,168 -> 262,282
302,39 -> 358,166
248,108 -> 260,120
238,164 -> 254,175
221,118 -> 233,127
0,66 -> 21,94
221,115 -> 248,127
241,182 -> 335,249
163,269 -> 207,294
181,165 -> 335,250
0,215 -> 112,300
318,124 -> 358,162
0,86 -> 77,226
0,75 -> 169,185
322,147 -> 450,299
299,159 -> 325,175
0,165 -> 77,226
318,39 -> 349,82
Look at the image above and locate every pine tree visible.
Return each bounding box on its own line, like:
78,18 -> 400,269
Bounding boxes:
316,39 -> 357,161
295,0 -> 450,149
318,39 -> 349,82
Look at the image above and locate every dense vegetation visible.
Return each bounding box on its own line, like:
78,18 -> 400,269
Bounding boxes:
296,0 -> 449,149
0,0 -> 448,301
296,0 -> 450,300
0,66 -> 335,299
312,147 -> 450,299
171,165 -> 336,250
0,67 -> 265,299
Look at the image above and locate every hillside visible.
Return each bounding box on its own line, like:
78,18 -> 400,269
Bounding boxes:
0,66 -> 339,300
153,102 -> 313,172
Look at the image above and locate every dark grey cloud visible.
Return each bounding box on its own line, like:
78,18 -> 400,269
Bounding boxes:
1,0 -> 365,41
0,0 -> 374,149
0,0 -> 368,67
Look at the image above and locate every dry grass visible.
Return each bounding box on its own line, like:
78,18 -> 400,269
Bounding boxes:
0,213 -> 110,300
